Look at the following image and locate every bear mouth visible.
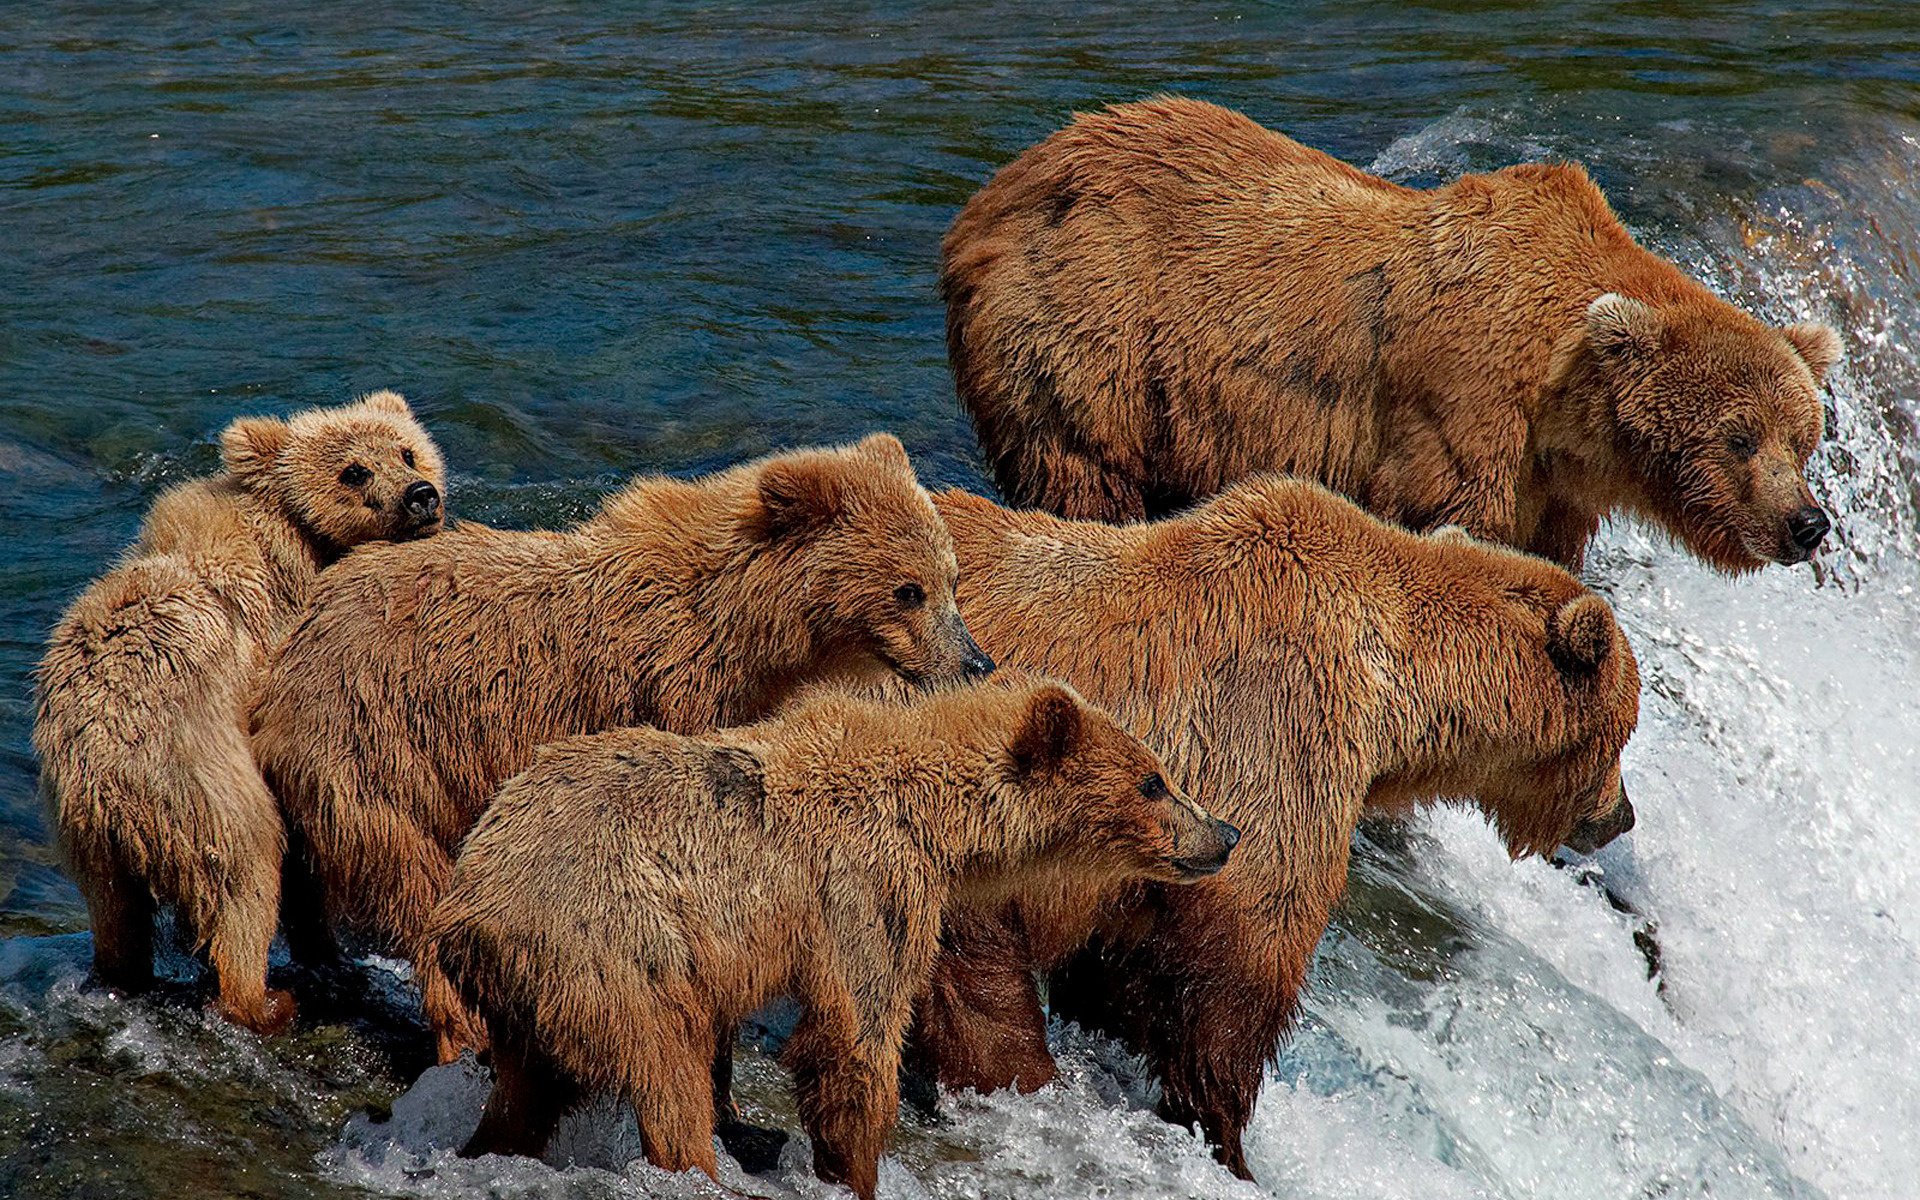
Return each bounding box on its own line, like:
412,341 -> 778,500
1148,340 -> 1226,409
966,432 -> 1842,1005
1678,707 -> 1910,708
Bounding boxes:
1170,854 -> 1230,880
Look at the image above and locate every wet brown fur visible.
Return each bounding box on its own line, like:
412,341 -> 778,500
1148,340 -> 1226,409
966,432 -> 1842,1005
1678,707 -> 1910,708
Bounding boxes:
251,434 -> 989,1061
914,480 -> 1641,1176
35,391 -> 446,1033
428,677 -> 1231,1200
944,95 -> 1842,571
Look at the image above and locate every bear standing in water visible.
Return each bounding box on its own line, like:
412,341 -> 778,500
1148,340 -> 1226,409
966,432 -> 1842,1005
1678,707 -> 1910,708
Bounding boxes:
36,391 -> 446,1034
251,433 -> 994,1063
944,95 -> 1841,571
911,481 -> 1640,1178
428,677 -> 1237,1200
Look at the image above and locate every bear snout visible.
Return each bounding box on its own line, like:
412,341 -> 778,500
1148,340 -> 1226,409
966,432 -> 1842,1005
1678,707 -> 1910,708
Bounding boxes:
952,615 -> 996,679
1563,787 -> 1635,855
1783,505 -> 1830,561
404,480 -> 442,523
1172,818 -> 1240,880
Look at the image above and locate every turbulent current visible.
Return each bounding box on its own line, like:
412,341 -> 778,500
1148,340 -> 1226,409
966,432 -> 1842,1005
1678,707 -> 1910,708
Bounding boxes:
0,6 -> 1915,1199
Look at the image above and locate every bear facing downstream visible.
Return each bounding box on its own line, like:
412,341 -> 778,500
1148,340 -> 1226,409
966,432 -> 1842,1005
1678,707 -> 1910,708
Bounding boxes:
944,95 -> 1841,571
910,479 -> 1640,1178
35,391 -> 446,1034
427,677 -> 1237,1200
251,433 -> 994,1063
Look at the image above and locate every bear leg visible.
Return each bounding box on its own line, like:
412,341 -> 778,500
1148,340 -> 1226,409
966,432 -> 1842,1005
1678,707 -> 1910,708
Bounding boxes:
1020,442 -> 1149,523
82,862 -> 155,995
207,852 -> 295,1036
461,1037 -> 578,1159
420,959 -> 491,1064
785,1005 -> 897,1200
629,1023 -> 720,1182
909,908 -> 1056,1094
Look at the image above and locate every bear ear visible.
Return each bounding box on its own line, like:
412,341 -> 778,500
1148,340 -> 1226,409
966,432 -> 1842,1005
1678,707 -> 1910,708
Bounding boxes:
356,388 -> 413,416
1010,684 -> 1083,776
220,417 -> 290,481
853,432 -> 912,471
1546,594 -> 1614,678
1780,322 -> 1842,383
754,456 -> 847,540
1584,293 -> 1663,361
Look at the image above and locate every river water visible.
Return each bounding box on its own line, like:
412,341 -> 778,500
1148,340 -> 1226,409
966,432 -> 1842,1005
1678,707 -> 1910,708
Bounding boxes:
1,4 -> 1916,1198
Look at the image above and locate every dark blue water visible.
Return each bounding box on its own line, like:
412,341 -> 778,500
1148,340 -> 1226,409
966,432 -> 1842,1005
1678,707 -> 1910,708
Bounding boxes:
3,5 -> 1918,1197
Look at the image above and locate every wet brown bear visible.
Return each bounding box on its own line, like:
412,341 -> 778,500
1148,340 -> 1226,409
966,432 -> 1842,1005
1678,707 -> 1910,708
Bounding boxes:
427,677 -> 1236,1200
944,94 -> 1842,571
35,391 -> 445,1034
911,480 -> 1640,1179
251,434 -> 994,1062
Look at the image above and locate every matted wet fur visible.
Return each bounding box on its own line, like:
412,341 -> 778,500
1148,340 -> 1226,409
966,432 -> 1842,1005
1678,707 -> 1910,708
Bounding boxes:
944,95 -> 1841,571
251,433 -> 994,1062
427,677 -> 1234,1200
911,480 -> 1640,1178
36,390 -> 446,1034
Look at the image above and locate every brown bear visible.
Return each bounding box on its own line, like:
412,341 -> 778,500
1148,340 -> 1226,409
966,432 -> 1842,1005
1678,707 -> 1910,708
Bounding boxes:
250,433 -> 995,1063
34,390 -> 446,1034
426,676 -> 1237,1200
908,479 -> 1641,1179
943,94 -> 1842,571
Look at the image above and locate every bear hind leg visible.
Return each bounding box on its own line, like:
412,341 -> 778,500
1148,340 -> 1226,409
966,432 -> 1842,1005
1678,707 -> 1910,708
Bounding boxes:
1007,439 -> 1148,524
81,860 -> 156,995
461,1036 -> 578,1160
206,853 -> 294,1036
910,908 -> 1056,1095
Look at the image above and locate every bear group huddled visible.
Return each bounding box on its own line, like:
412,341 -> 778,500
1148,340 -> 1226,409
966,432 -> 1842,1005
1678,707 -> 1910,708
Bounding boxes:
34,97 -> 1839,1199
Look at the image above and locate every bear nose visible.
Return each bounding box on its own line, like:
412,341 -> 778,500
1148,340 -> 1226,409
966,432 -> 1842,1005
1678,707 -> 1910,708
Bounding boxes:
955,621 -> 995,678
404,480 -> 441,520
1786,506 -> 1829,553
1213,819 -> 1241,854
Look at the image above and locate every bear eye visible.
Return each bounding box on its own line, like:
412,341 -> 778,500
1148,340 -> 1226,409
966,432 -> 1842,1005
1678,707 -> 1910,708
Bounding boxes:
1139,774 -> 1169,800
1726,433 -> 1758,460
894,583 -> 926,608
339,463 -> 373,487
402,449 -> 416,468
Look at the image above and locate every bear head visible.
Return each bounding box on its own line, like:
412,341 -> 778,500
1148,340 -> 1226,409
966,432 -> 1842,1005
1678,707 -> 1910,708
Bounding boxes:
1000,679 -> 1239,884
220,389 -> 447,552
748,432 -> 995,687
1376,547 -> 1642,859
1583,292 -> 1840,571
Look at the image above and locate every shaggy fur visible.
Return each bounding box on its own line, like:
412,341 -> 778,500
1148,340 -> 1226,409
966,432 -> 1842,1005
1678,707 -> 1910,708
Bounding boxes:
912,480 -> 1641,1177
251,433 -> 994,1061
427,677 -> 1235,1200
944,95 -> 1842,571
35,391 -> 446,1033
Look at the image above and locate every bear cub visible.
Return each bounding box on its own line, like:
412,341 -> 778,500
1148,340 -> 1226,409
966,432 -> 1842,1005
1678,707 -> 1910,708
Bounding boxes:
428,676 -> 1237,1200
252,433 -> 995,1062
35,390 -> 446,1033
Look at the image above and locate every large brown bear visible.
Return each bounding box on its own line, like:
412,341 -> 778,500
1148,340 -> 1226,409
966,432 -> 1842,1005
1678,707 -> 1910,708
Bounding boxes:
35,390 -> 446,1034
251,434 -> 994,1063
427,677 -> 1237,1200
944,95 -> 1842,571
910,479 -> 1641,1179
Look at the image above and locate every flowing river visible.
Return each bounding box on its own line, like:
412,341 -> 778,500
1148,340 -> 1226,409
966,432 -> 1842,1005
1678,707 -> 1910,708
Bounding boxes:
1,4 -> 1915,1198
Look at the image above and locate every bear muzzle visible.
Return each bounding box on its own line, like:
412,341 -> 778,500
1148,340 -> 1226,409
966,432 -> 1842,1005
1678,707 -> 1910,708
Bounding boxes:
402,480 -> 444,535
1780,505 -> 1830,562
1563,785 -> 1635,855
1172,818 -> 1241,880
